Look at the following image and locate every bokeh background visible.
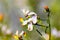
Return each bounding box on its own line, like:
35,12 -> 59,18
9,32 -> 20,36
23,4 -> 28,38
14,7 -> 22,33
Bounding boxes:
0,0 -> 60,40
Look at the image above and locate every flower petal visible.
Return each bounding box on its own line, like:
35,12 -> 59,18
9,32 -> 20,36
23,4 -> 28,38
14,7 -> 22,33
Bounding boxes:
27,22 -> 33,31
28,12 -> 36,16
27,18 -> 32,22
22,20 -> 28,25
19,31 -> 24,36
15,30 -> 18,36
32,15 -> 37,24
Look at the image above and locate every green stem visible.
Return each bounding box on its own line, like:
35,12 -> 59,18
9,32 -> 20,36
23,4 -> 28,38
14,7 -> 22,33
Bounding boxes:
48,12 -> 51,40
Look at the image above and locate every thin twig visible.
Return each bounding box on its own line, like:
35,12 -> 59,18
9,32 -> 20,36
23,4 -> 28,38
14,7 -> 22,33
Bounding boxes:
36,29 -> 42,36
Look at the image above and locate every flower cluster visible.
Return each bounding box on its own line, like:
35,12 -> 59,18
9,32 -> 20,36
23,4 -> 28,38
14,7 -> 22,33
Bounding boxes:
20,9 -> 37,31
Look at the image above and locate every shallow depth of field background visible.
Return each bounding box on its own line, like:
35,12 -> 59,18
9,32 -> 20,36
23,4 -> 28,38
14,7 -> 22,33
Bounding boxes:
0,0 -> 60,40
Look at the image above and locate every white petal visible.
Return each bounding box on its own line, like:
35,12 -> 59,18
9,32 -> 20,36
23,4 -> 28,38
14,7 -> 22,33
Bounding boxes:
28,12 -> 36,16
22,20 -> 28,25
21,9 -> 30,15
21,9 -> 26,14
32,15 -> 37,24
19,31 -> 24,36
27,18 -> 32,22
15,30 -> 18,36
26,10 -> 30,14
27,22 -> 33,31
27,12 -> 37,24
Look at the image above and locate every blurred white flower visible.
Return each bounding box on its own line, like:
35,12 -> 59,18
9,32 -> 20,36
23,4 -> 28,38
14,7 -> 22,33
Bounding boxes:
51,28 -> 60,37
51,28 -> 58,37
1,25 -> 7,33
1,25 -> 12,35
6,29 -> 12,35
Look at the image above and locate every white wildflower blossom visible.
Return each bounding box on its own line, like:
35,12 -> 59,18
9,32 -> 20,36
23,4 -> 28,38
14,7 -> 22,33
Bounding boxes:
21,9 -> 38,31
27,12 -> 37,24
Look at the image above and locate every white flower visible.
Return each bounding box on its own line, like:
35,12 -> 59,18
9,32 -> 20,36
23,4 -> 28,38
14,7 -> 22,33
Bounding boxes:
22,13 -> 37,31
27,22 -> 33,31
27,12 -> 37,24
21,9 -> 38,31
